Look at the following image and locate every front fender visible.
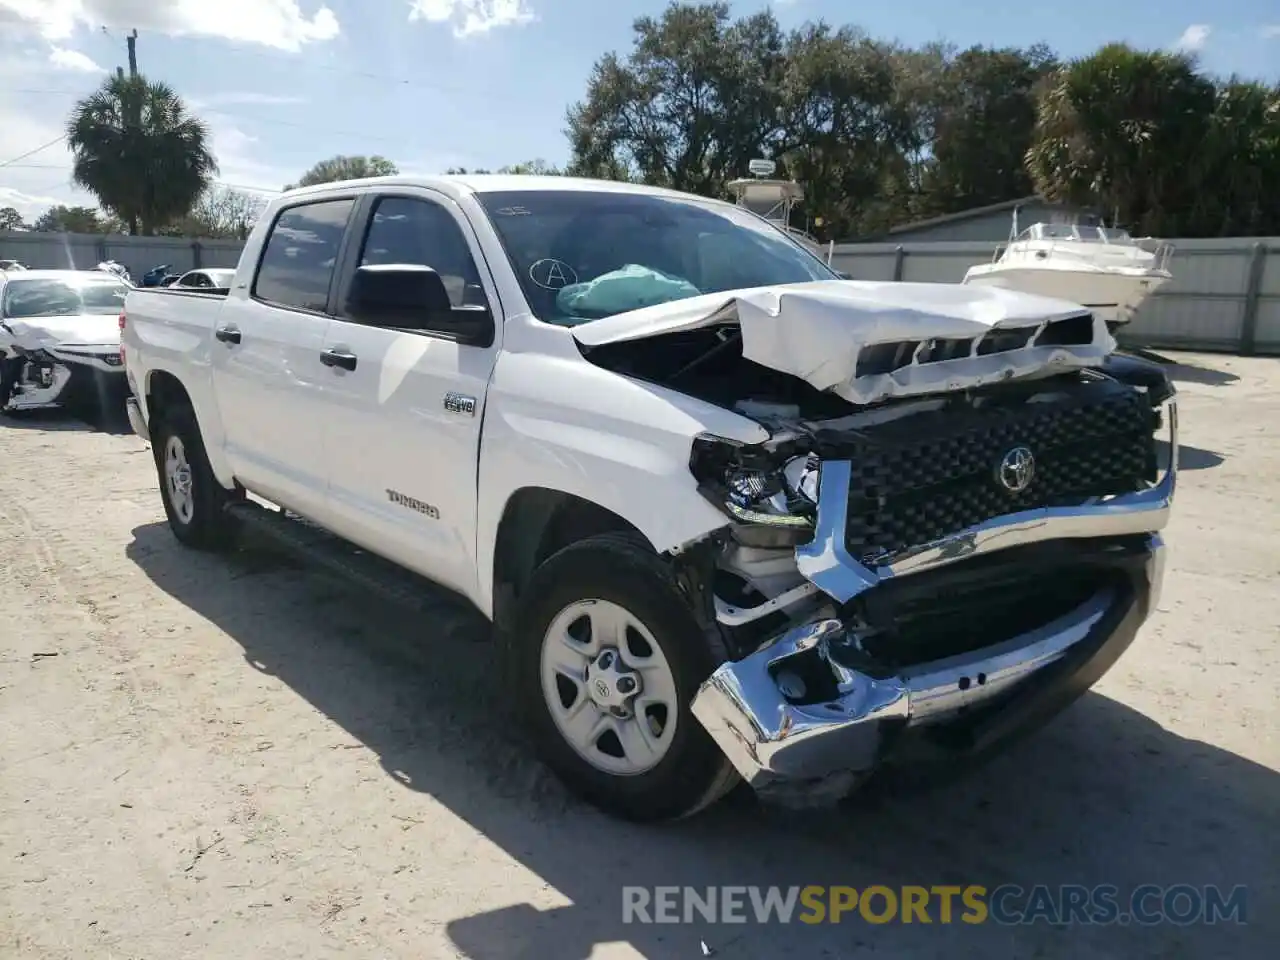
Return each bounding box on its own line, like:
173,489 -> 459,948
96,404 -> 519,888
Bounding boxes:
475,347 -> 767,617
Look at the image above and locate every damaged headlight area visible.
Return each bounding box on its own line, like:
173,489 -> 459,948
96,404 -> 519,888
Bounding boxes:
689,433 -> 821,547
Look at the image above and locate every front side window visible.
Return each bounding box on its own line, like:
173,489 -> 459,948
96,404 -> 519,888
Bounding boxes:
356,196 -> 487,309
474,190 -> 835,327
1,277 -> 128,318
252,198 -> 355,312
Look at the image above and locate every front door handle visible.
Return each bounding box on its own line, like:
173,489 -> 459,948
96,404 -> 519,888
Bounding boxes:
320,347 -> 357,371
214,325 -> 241,344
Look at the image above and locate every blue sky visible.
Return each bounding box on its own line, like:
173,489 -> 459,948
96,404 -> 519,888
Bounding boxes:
1,0 -> 1277,220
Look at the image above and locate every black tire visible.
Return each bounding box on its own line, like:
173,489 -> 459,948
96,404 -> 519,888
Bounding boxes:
512,532 -> 739,822
0,356 -> 20,414
151,403 -> 240,550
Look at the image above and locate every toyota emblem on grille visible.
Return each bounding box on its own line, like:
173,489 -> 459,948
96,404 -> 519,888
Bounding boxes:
996,446 -> 1036,494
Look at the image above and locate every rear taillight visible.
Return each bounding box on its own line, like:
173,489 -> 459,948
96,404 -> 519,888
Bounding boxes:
118,310 -> 126,364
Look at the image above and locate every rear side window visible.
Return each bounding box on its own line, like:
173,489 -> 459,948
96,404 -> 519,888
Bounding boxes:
253,198 -> 355,312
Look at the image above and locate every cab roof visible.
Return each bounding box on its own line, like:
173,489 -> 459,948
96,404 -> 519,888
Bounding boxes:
277,174 -> 737,210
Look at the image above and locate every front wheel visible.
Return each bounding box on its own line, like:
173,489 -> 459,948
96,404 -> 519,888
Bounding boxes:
0,356 -> 21,413
512,533 -> 738,822
152,406 -> 240,550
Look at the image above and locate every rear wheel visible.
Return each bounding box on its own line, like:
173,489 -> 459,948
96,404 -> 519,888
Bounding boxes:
513,533 -> 738,822
152,405 -> 239,550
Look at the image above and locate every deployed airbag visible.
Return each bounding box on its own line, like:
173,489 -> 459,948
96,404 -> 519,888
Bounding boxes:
557,264 -> 701,318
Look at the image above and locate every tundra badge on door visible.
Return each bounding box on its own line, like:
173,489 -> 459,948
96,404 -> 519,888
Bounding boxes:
387,489 -> 440,519
444,392 -> 476,416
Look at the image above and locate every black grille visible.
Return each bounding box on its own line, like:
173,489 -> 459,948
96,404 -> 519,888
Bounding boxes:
843,387 -> 1157,562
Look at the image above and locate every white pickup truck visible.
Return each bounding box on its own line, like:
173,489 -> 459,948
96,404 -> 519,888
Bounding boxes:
121,175 -> 1177,822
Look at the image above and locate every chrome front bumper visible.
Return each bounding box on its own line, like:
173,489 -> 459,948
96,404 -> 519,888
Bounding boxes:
691,402 -> 1176,796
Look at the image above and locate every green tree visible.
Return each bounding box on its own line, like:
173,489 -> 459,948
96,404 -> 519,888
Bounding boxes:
1187,79 -> 1280,236
443,160 -> 564,175
67,73 -> 217,236
496,158 -> 564,175
774,24 -> 901,238
876,41 -> 951,225
922,44 -> 1058,216
162,186 -> 267,240
565,1 -> 786,194
0,206 -> 26,231
1026,45 -> 1216,236
31,205 -> 116,233
563,6 -> 1276,239
286,155 -> 398,190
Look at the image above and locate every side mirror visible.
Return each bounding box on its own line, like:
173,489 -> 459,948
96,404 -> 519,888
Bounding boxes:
347,263 -> 493,346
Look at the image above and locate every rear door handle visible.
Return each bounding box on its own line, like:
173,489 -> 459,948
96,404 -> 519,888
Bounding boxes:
320,347 -> 357,371
214,325 -> 241,344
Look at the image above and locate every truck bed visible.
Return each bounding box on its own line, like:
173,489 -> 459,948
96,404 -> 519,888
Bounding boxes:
130,286 -> 231,299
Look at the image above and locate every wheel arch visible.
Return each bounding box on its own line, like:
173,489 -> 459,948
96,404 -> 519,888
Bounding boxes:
142,368 -> 237,490
143,368 -> 193,428
491,487 -> 651,633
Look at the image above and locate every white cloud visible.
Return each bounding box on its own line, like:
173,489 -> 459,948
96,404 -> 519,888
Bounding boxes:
48,44 -> 104,72
201,118 -> 294,194
1174,24 -> 1212,53
0,102 -> 89,220
0,87 -> 290,226
1261,25 -> 1280,39
409,0 -> 535,39
0,1 -> 340,53
0,185 -> 68,221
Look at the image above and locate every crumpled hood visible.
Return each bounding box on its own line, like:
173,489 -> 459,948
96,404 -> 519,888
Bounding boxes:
1,313 -> 121,350
572,280 -> 1116,405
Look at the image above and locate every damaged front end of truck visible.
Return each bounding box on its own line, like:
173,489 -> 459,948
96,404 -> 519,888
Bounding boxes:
575,280 -> 1177,805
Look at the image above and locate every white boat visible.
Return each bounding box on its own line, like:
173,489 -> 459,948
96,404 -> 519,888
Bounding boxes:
963,214 -> 1174,331
727,169 -> 826,259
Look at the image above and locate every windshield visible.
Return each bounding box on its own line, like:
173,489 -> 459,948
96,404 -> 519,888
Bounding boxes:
1,277 -> 129,318
474,190 -> 836,326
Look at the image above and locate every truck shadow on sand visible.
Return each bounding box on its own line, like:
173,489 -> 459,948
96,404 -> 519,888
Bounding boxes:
1162,362 -> 1242,388
125,522 -> 1276,960
1159,440 -> 1225,472
0,404 -> 134,436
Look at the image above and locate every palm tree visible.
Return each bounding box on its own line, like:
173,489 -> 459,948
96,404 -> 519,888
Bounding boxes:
67,73 -> 217,235
283,154 -> 398,191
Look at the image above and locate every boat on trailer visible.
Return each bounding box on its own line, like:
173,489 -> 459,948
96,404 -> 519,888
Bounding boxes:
963,211 -> 1174,333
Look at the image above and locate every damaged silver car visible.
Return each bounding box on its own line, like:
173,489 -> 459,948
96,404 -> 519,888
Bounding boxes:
0,269 -> 129,420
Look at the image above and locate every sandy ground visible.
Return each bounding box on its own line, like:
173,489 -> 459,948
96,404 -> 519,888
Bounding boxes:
0,351 -> 1276,959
